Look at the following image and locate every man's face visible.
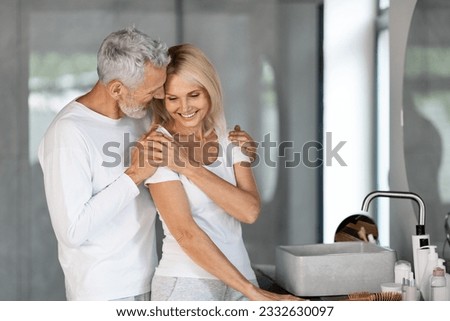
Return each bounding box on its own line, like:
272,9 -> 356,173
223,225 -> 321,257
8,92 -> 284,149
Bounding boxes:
118,63 -> 167,119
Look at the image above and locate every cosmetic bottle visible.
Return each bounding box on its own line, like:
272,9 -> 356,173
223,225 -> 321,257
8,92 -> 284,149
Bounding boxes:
395,260 -> 411,284
412,234 -> 430,286
437,259 -> 450,300
415,246 -> 430,289
420,245 -> 438,301
430,267 -> 447,301
403,272 -> 418,301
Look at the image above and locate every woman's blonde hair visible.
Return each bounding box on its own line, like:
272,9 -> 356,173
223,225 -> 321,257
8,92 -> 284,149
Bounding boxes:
150,44 -> 227,136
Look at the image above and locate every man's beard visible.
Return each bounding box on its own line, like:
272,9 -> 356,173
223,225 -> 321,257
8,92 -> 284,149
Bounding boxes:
118,99 -> 148,119
118,95 -> 147,119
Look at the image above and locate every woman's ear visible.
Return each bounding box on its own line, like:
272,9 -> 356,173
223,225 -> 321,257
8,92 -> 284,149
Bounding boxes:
107,80 -> 124,100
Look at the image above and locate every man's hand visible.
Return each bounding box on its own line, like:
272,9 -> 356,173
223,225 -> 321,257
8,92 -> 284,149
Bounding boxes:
228,125 -> 258,162
125,129 -> 164,185
144,129 -> 199,175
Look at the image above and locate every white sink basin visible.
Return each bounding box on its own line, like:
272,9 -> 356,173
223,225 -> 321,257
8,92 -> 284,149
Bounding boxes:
275,242 -> 397,297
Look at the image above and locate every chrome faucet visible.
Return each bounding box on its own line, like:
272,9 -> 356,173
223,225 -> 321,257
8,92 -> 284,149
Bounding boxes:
361,191 -> 426,235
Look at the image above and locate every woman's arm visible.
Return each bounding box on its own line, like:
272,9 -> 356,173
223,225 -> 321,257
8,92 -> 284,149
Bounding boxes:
186,162 -> 261,224
148,134 -> 261,223
148,181 -> 299,301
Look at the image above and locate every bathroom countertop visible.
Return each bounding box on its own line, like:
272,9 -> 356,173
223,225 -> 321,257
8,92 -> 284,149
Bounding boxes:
253,264 -> 348,301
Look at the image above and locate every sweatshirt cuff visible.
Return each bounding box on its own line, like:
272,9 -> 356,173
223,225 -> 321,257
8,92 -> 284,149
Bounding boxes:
119,172 -> 140,197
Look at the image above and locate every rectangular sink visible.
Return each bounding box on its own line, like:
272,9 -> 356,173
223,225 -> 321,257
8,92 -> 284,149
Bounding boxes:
275,242 -> 397,297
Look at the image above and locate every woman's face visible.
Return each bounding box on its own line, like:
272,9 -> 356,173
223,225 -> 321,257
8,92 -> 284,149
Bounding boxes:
164,73 -> 210,135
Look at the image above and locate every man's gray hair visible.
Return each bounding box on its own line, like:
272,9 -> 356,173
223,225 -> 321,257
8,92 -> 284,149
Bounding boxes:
97,26 -> 170,89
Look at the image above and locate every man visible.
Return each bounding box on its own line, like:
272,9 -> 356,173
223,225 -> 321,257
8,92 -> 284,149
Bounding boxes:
39,27 -> 169,300
39,27 -> 299,301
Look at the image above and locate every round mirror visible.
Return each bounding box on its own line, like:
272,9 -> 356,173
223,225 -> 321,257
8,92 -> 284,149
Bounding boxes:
334,214 -> 379,242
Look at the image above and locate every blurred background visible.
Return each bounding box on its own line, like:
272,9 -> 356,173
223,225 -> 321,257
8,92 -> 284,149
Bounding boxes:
1,0 -> 449,300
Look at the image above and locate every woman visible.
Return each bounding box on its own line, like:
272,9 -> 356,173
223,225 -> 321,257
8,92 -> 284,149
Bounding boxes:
146,44 -> 296,301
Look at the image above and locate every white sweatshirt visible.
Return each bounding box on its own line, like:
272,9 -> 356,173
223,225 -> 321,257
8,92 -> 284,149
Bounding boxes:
38,100 -> 157,300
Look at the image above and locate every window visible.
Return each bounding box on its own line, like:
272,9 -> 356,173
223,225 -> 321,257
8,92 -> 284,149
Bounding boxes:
22,0 -> 324,299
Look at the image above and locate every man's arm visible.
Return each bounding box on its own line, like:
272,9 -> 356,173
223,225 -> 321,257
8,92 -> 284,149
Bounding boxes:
125,130 -> 160,185
228,125 -> 258,162
39,123 -> 149,247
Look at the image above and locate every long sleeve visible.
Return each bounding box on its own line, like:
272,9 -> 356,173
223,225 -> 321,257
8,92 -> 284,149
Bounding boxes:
38,119 -> 139,248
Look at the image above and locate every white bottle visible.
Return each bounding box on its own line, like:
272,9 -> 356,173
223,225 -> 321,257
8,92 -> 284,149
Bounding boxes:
430,267 -> 447,301
415,246 -> 430,289
436,259 -> 450,300
395,260 -> 411,284
420,245 -> 438,300
403,272 -> 419,301
412,234 -> 430,286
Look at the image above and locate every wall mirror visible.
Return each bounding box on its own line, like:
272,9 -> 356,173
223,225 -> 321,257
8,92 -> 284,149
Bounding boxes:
403,0 -> 450,259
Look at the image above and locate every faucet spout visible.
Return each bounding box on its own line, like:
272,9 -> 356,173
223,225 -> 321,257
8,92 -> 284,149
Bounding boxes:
361,191 -> 426,235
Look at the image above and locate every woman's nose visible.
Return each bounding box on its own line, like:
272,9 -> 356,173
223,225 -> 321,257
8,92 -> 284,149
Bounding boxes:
179,99 -> 189,112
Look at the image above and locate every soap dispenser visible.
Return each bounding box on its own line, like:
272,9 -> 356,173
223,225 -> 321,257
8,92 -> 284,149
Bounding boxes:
437,258 -> 450,300
420,245 -> 438,301
430,267 -> 447,301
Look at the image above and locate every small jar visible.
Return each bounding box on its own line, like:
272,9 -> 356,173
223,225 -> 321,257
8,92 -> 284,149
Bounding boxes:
394,260 -> 411,284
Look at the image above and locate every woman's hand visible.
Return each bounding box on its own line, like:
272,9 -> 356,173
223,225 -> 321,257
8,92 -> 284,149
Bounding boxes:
244,284 -> 306,301
144,128 -> 199,175
228,125 -> 258,163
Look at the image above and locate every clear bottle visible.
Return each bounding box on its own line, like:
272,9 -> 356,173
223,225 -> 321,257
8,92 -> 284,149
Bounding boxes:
430,267 -> 447,301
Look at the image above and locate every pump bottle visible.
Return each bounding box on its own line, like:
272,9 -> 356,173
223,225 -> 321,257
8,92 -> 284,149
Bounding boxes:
436,259 -> 450,300
430,267 -> 447,301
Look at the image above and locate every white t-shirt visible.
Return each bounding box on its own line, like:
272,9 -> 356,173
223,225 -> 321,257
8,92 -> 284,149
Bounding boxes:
145,126 -> 256,281
38,100 -> 157,300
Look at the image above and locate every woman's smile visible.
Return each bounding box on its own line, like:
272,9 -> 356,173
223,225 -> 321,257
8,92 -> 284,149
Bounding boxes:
164,73 -> 210,135
179,110 -> 198,119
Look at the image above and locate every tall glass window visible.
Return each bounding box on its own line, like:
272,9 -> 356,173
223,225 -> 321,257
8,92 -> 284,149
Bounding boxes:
26,1 -> 177,300
17,0 -> 323,299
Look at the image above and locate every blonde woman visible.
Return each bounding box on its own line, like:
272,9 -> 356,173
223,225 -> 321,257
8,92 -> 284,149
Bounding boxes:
146,44 -> 298,301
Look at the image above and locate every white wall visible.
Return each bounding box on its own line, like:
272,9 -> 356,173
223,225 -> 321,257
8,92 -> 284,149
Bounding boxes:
323,0 -> 376,242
